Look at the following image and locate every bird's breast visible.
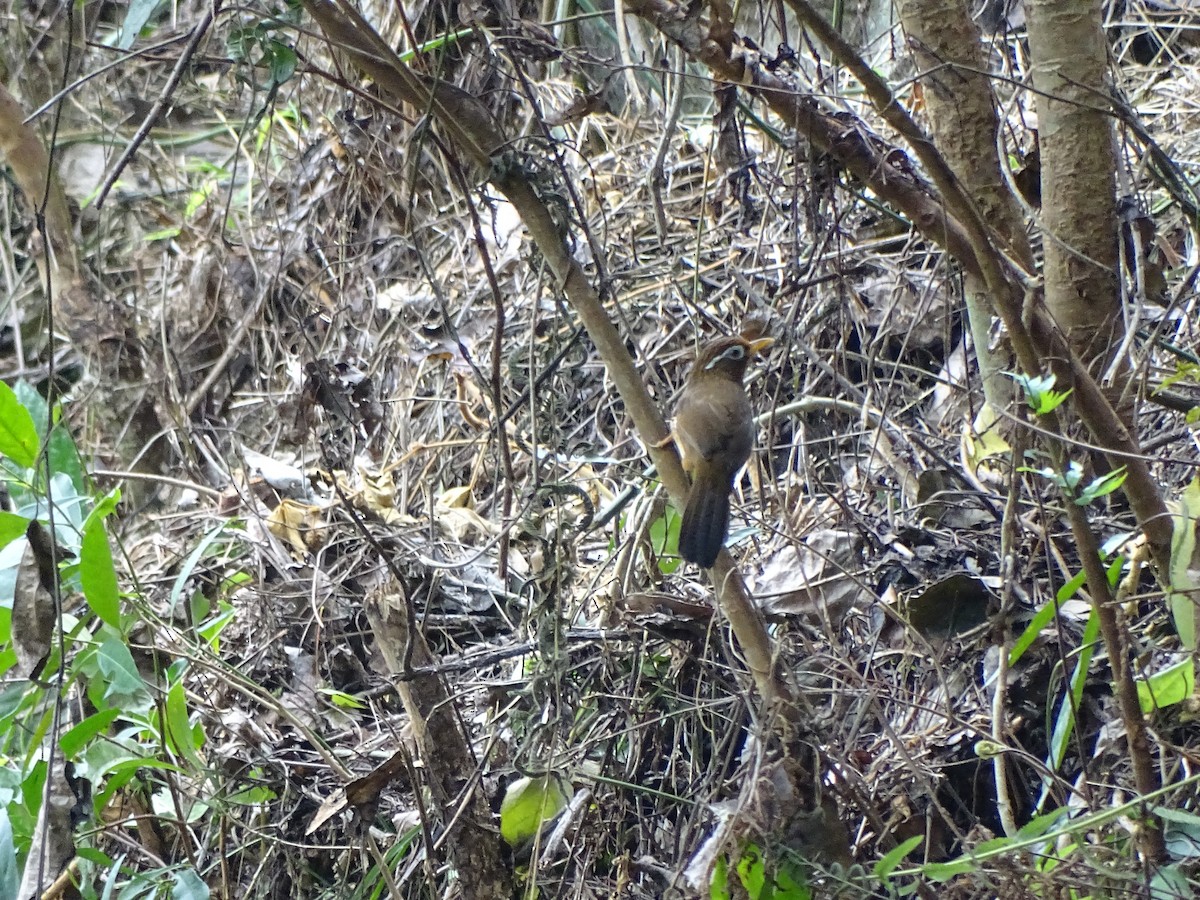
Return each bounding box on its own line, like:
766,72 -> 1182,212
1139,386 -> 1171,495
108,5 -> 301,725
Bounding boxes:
674,378 -> 754,472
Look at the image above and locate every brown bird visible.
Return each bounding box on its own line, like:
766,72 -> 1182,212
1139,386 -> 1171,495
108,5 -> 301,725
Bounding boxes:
674,334 -> 774,568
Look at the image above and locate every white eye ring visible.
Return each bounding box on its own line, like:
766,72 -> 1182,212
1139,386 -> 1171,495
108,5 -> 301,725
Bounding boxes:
705,344 -> 746,369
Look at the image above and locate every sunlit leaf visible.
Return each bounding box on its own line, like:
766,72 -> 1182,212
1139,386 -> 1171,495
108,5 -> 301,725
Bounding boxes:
500,775 -> 569,846
1136,659 -> 1194,714
0,382 -> 38,469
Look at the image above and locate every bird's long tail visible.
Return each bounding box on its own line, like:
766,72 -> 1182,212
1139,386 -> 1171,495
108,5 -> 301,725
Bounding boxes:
679,471 -> 732,568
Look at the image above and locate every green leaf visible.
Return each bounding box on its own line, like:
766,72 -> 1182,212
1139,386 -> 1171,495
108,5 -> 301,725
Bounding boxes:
1150,863 -> 1192,898
86,488 -> 121,526
165,680 -> 205,769
769,862 -> 811,899
1075,467 -> 1128,505
12,381 -> 50,438
265,40 -> 297,85
94,634 -> 153,712
1169,479 -> 1200,649
0,511 -> 30,550
44,423 -> 84,496
1010,586 -> 1073,668
735,844 -> 766,897
922,859 -> 975,881
1016,808 -> 1067,840
319,688 -> 367,710
1155,808 -> 1200,861
1007,371 -> 1072,414
1167,590 -> 1197,651
197,603 -> 236,649
117,0 -> 167,50
710,855 -> 731,900
649,505 -> 682,575
0,382 -> 39,469
1105,553 -> 1125,588
171,868 -> 210,900
878,840 -> 921,883
1136,659 -> 1195,714
80,518 -> 121,628
60,708 -> 121,758
0,809 -> 17,900
228,783 -> 276,805
499,775 -> 570,846
0,606 -> 12,654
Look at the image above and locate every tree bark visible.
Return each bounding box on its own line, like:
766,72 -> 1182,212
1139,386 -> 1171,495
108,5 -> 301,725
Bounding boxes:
1025,0 -> 1123,369
897,0 -> 1033,411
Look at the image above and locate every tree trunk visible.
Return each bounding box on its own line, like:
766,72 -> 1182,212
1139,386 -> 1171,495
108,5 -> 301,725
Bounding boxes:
1025,0 -> 1123,371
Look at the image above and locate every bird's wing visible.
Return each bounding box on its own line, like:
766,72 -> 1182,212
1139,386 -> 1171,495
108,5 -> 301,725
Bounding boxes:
675,382 -> 753,464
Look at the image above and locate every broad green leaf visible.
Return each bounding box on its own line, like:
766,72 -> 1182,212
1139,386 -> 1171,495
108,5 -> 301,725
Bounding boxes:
13,381 -> 50,439
228,783 -> 276,805
171,868 -> 210,900
0,382 -> 38,469
0,606 -> 12,658
1136,659 -> 1195,714
80,519 -> 121,627
1009,371 -> 1072,415
769,864 -> 811,899
1156,808 -> 1200,861
0,512 -> 30,550
197,603 -> 236,649
60,708 -> 121,758
1105,554 -> 1125,588
265,40 -> 297,85
0,767 -> 21,809
0,681 -> 33,728
499,775 -> 570,846
89,755 -> 177,812
85,488 -> 121,526
1150,863 -> 1192,898
94,635 -> 152,712
1167,590 -> 1197,651
1075,467 -> 1126,505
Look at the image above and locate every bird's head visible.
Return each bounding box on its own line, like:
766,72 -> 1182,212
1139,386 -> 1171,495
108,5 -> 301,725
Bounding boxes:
693,334 -> 775,383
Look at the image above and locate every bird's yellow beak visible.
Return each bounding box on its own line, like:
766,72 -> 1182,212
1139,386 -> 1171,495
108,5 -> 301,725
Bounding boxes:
748,337 -> 776,355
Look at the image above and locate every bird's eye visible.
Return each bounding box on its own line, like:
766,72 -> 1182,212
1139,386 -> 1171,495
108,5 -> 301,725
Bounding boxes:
700,345 -> 748,374
705,344 -> 746,370
723,346 -> 746,361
